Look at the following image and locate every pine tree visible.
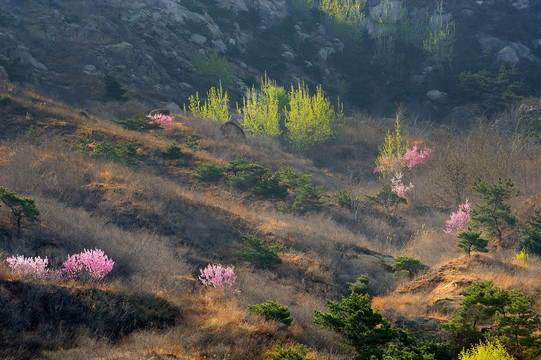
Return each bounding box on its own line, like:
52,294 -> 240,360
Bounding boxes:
457,229 -> 489,256
0,187 -> 40,237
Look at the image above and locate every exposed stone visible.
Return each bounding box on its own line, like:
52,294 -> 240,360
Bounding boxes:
281,51 -> 295,62
179,82 -> 193,91
167,102 -> 182,114
512,0 -> 529,9
475,32 -> 507,49
212,39 -> 227,52
426,90 -> 448,102
84,64 -> 97,73
190,34 -> 207,45
496,43 -> 538,64
18,49 -> 48,71
411,74 -> 426,85
0,66 -> 9,82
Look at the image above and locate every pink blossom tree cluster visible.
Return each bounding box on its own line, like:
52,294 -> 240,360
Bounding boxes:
147,113 -> 174,129
404,146 -> 434,170
444,199 -> 471,236
62,248 -> 115,280
6,255 -> 52,281
199,263 -> 239,294
6,248 -> 114,282
391,172 -> 414,197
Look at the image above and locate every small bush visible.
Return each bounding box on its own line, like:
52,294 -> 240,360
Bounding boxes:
291,184 -> 324,214
7,255 -> 52,281
267,341 -> 316,360
193,161 -> 224,181
199,263 -> 239,294
334,188 -> 359,210
0,95 -> 11,106
274,166 -> 312,189
237,233 -> 283,267
459,340 -> 514,360
520,209 -> 541,255
348,274 -> 370,294
104,72 -> 127,101
253,176 -> 288,197
62,248 -> 115,281
225,158 -> 271,189
161,144 -> 184,160
249,300 -> 292,326
184,134 -> 200,151
366,184 -> 407,212
114,113 -> 161,132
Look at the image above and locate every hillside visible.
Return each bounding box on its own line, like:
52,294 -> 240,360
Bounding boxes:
1,0 -> 541,359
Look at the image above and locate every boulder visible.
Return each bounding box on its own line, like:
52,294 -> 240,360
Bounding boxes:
426,90 -> 448,102
190,34 -> 207,45
0,66 -> 9,82
496,43 -> 538,64
167,102 -> 182,114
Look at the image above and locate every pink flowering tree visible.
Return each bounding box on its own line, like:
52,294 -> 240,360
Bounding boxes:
7,255 -> 51,281
391,172 -> 414,197
444,199 -> 471,236
62,248 -> 115,281
147,113 -> 174,129
404,146 -> 434,170
199,263 -> 240,294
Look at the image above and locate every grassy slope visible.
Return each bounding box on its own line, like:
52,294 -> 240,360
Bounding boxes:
1,82 -> 541,359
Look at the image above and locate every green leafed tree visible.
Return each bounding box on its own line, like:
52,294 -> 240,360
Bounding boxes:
459,340 -> 514,360
314,292 -> 396,359
188,82 -> 231,123
285,82 -> 343,152
239,74 -> 285,136
392,256 -> 429,280
0,187 -> 40,237
457,229 -> 489,257
470,178 -> 518,245
267,341 -> 316,360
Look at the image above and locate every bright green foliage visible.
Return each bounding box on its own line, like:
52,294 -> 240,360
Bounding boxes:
104,72 -> 127,101
284,82 -> 343,152
423,2 -> 455,69
443,281 -> 540,357
313,0 -> 366,25
374,116 -> 409,176
519,210 -> 541,256
459,340 -> 514,360
314,292 -> 396,359
267,341 -> 316,360
114,113 -> 161,132
188,83 -> 231,123
0,187 -> 40,237
348,274 -> 370,294
193,161 -> 224,181
365,184 -> 407,212
470,178 -> 518,245
237,233 -> 283,267
457,230 -> 489,257
161,144 -> 184,160
392,256 -> 428,280
248,299 -> 292,326
240,74 -> 284,136
291,184 -> 324,214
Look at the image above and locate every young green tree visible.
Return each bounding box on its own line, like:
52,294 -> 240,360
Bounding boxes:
104,72 -> 127,101
248,299 -> 292,326
348,274 -> 370,294
314,292 -> 396,359
240,74 -> 284,136
374,115 -> 409,176
285,82 -> 343,152
470,178 -> 518,245
519,210 -> 541,256
237,233 -> 283,267
188,83 -> 231,123
0,187 -> 40,237
457,230 -> 489,257
267,341 -> 316,360
392,256 -> 429,280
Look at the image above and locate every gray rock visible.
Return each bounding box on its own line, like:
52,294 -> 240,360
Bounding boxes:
179,82 -> 193,91
497,46 -> 520,64
212,39 -> 227,52
282,51 -> 295,62
18,49 -> 48,71
84,64 -> 97,72
0,66 -> 9,82
426,90 -> 448,102
190,34 -> 207,45
411,74 -> 426,85
475,32 -> 507,50
512,0 -> 529,9
167,101 -> 182,113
